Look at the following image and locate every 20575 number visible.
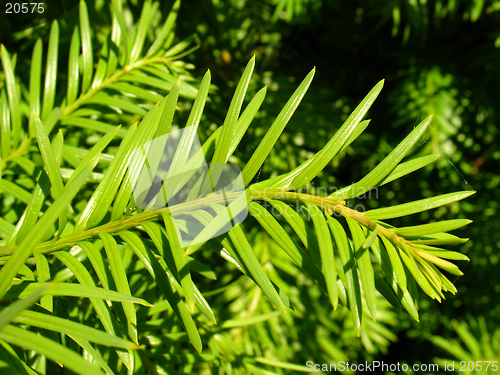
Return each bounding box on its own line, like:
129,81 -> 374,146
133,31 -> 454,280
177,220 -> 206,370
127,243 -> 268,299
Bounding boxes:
6,3 -> 44,14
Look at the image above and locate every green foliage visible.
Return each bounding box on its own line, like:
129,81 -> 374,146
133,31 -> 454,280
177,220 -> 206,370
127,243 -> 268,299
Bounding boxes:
430,317 -> 500,374
365,0 -> 500,43
0,0 -> 477,373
